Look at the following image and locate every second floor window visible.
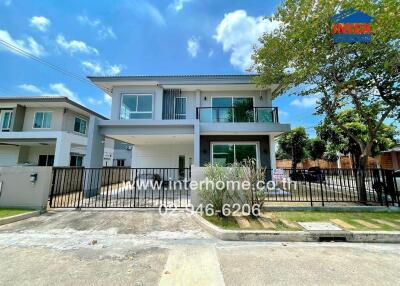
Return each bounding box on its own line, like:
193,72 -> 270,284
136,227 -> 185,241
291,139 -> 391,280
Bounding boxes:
1,111 -> 12,132
174,97 -> 186,119
74,117 -> 87,134
33,112 -> 52,129
120,94 -> 152,119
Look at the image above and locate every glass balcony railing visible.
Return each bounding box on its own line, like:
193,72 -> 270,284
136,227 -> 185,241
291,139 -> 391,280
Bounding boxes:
196,107 -> 279,123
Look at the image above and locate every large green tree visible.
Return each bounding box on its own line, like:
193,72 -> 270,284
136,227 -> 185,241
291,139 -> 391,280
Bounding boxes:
307,138 -> 327,163
277,127 -> 309,170
253,0 -> 399,172
316,109 -> 397,168
253,0 -> 399,202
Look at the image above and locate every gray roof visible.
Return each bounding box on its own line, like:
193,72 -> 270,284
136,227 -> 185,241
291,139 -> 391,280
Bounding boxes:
88,74 -> 258,80
0,96 -> 108,120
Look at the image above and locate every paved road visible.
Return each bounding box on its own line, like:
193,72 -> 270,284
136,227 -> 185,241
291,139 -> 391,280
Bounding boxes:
0,210 -> 399,285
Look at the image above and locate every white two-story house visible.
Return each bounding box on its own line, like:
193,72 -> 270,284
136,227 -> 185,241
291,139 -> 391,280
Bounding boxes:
86,75 -> 290,170
0,96 -> 107,167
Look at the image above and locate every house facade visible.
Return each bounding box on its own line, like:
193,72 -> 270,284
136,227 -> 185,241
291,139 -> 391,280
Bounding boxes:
86,75 -> 290,169
0,96 -> 107,167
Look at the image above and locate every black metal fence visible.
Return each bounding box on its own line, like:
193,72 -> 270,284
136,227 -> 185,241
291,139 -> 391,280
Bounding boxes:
264,168 -> 399,207
49,167 -> 191,208
49,167 -> 399,209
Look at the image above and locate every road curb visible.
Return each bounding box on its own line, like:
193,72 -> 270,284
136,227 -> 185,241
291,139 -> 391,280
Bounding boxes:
0,210 -> 42,226
262,206 -> 400,212
191,213 -> 400,243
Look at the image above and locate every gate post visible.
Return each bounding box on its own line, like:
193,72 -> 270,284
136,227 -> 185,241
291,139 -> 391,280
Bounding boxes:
49,168 -> 57,207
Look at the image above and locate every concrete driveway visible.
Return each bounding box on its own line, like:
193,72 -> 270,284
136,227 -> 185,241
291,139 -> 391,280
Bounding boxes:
0,210 -> 399,286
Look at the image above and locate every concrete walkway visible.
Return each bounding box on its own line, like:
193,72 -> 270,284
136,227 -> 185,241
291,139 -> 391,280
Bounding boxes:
0,211 -> 399,285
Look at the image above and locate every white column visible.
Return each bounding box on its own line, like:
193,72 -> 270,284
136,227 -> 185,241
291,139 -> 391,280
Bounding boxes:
195,89 -> 201,108
83,115 -> 104,168
193,122 -> 200,166
54,133 -> 71,166
154,86 -> 163,120
269,135 -> 276,169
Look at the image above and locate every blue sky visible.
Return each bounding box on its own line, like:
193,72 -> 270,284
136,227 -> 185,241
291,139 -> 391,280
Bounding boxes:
0,0 -> 323,136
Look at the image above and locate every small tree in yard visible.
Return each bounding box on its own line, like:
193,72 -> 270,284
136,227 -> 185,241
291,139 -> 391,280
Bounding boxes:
253,0 -> 399,201
199,164 -> 230,217
277,127 -> 309,171
316,109 -> 397,168
323,143 -> 339,165
307,138 -> 326,165
240,158 -> 266,217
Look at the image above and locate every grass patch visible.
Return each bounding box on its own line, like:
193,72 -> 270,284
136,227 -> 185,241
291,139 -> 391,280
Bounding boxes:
203,211 -> 400,231
0,208 -> 33,219
203,215 -> 239,229
274,211 -> 400,231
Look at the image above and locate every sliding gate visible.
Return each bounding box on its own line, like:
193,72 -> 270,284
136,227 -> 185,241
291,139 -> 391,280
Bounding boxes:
49,167 -> 191,208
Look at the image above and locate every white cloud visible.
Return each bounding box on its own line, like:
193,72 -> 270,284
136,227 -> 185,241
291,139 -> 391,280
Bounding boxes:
88,97 -> 103,105
77,15 -> 116,40
290,97 -> 318,108
129,0 -> 166,26
77,15 -> 100,27
143,1 -> 166,26
30,16 -> 51,32
18,84 -> 42,93
98,26 -> 116,40
0,29 -> 45,56
214,10 -> 281,72
104,93 -> 112,105
88,93 -> 112,106
187,37 -> 199,58
2,0 -> 12,6
279,110 -> 289,117
56,34 -> 99,55
81,60 -> 123,76
169,0 -> 192,12
40,83 -> 81,104
208,49 -> 214,58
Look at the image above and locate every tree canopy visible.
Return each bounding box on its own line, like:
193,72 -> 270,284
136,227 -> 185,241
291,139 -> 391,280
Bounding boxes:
276,127 -> 309,170
316,109 -> 397,168
253,0 -> 399,169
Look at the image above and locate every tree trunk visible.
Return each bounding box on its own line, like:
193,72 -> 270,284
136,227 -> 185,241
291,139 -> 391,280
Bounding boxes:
357,154 -> 369,203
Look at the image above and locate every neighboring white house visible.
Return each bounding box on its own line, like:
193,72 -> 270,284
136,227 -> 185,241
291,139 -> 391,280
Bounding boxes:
86,75 -> 291,169
103,137 -> 133,167
0,96 -> 108,167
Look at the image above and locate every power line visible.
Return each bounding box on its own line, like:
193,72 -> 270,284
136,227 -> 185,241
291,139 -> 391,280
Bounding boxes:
0,39 -> 110,94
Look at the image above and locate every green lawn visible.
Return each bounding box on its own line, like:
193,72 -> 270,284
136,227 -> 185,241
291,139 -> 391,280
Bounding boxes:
0,209 -> 33,219
203,211 -> 400,231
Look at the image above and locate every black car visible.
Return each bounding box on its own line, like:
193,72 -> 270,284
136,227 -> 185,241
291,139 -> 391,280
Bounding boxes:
134,173 -> 163,188
289,167 -> 325,182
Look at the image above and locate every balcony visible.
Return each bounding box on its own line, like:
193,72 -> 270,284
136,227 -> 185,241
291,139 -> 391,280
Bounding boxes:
196,107 -> 279,123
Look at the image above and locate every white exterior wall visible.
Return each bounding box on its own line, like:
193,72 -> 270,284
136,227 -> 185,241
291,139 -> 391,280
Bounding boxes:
181,91 -> 196,120
111,87 -> 197,120
22,107 -> 64,131
132,144 -> 193,168
0,145 -> 20,166
0,166 -> 52,210
27,145 -> 56,165
200,90 -> 271,108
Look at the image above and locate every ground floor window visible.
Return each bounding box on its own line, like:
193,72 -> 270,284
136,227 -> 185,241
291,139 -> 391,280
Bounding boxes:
38,154 -> 54,166
70,155 -> 83,167
114,159 -> 125,167
211,142 -> 258,167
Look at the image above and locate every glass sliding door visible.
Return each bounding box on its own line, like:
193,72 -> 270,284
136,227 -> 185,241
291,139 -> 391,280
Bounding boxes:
211,142 -> 258,166
212,98 -> 232,122
233,98 -> 254,122
211,97 -> 254,122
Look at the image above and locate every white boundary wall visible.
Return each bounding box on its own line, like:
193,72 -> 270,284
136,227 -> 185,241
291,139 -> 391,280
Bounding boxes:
0,166 -> 52,210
